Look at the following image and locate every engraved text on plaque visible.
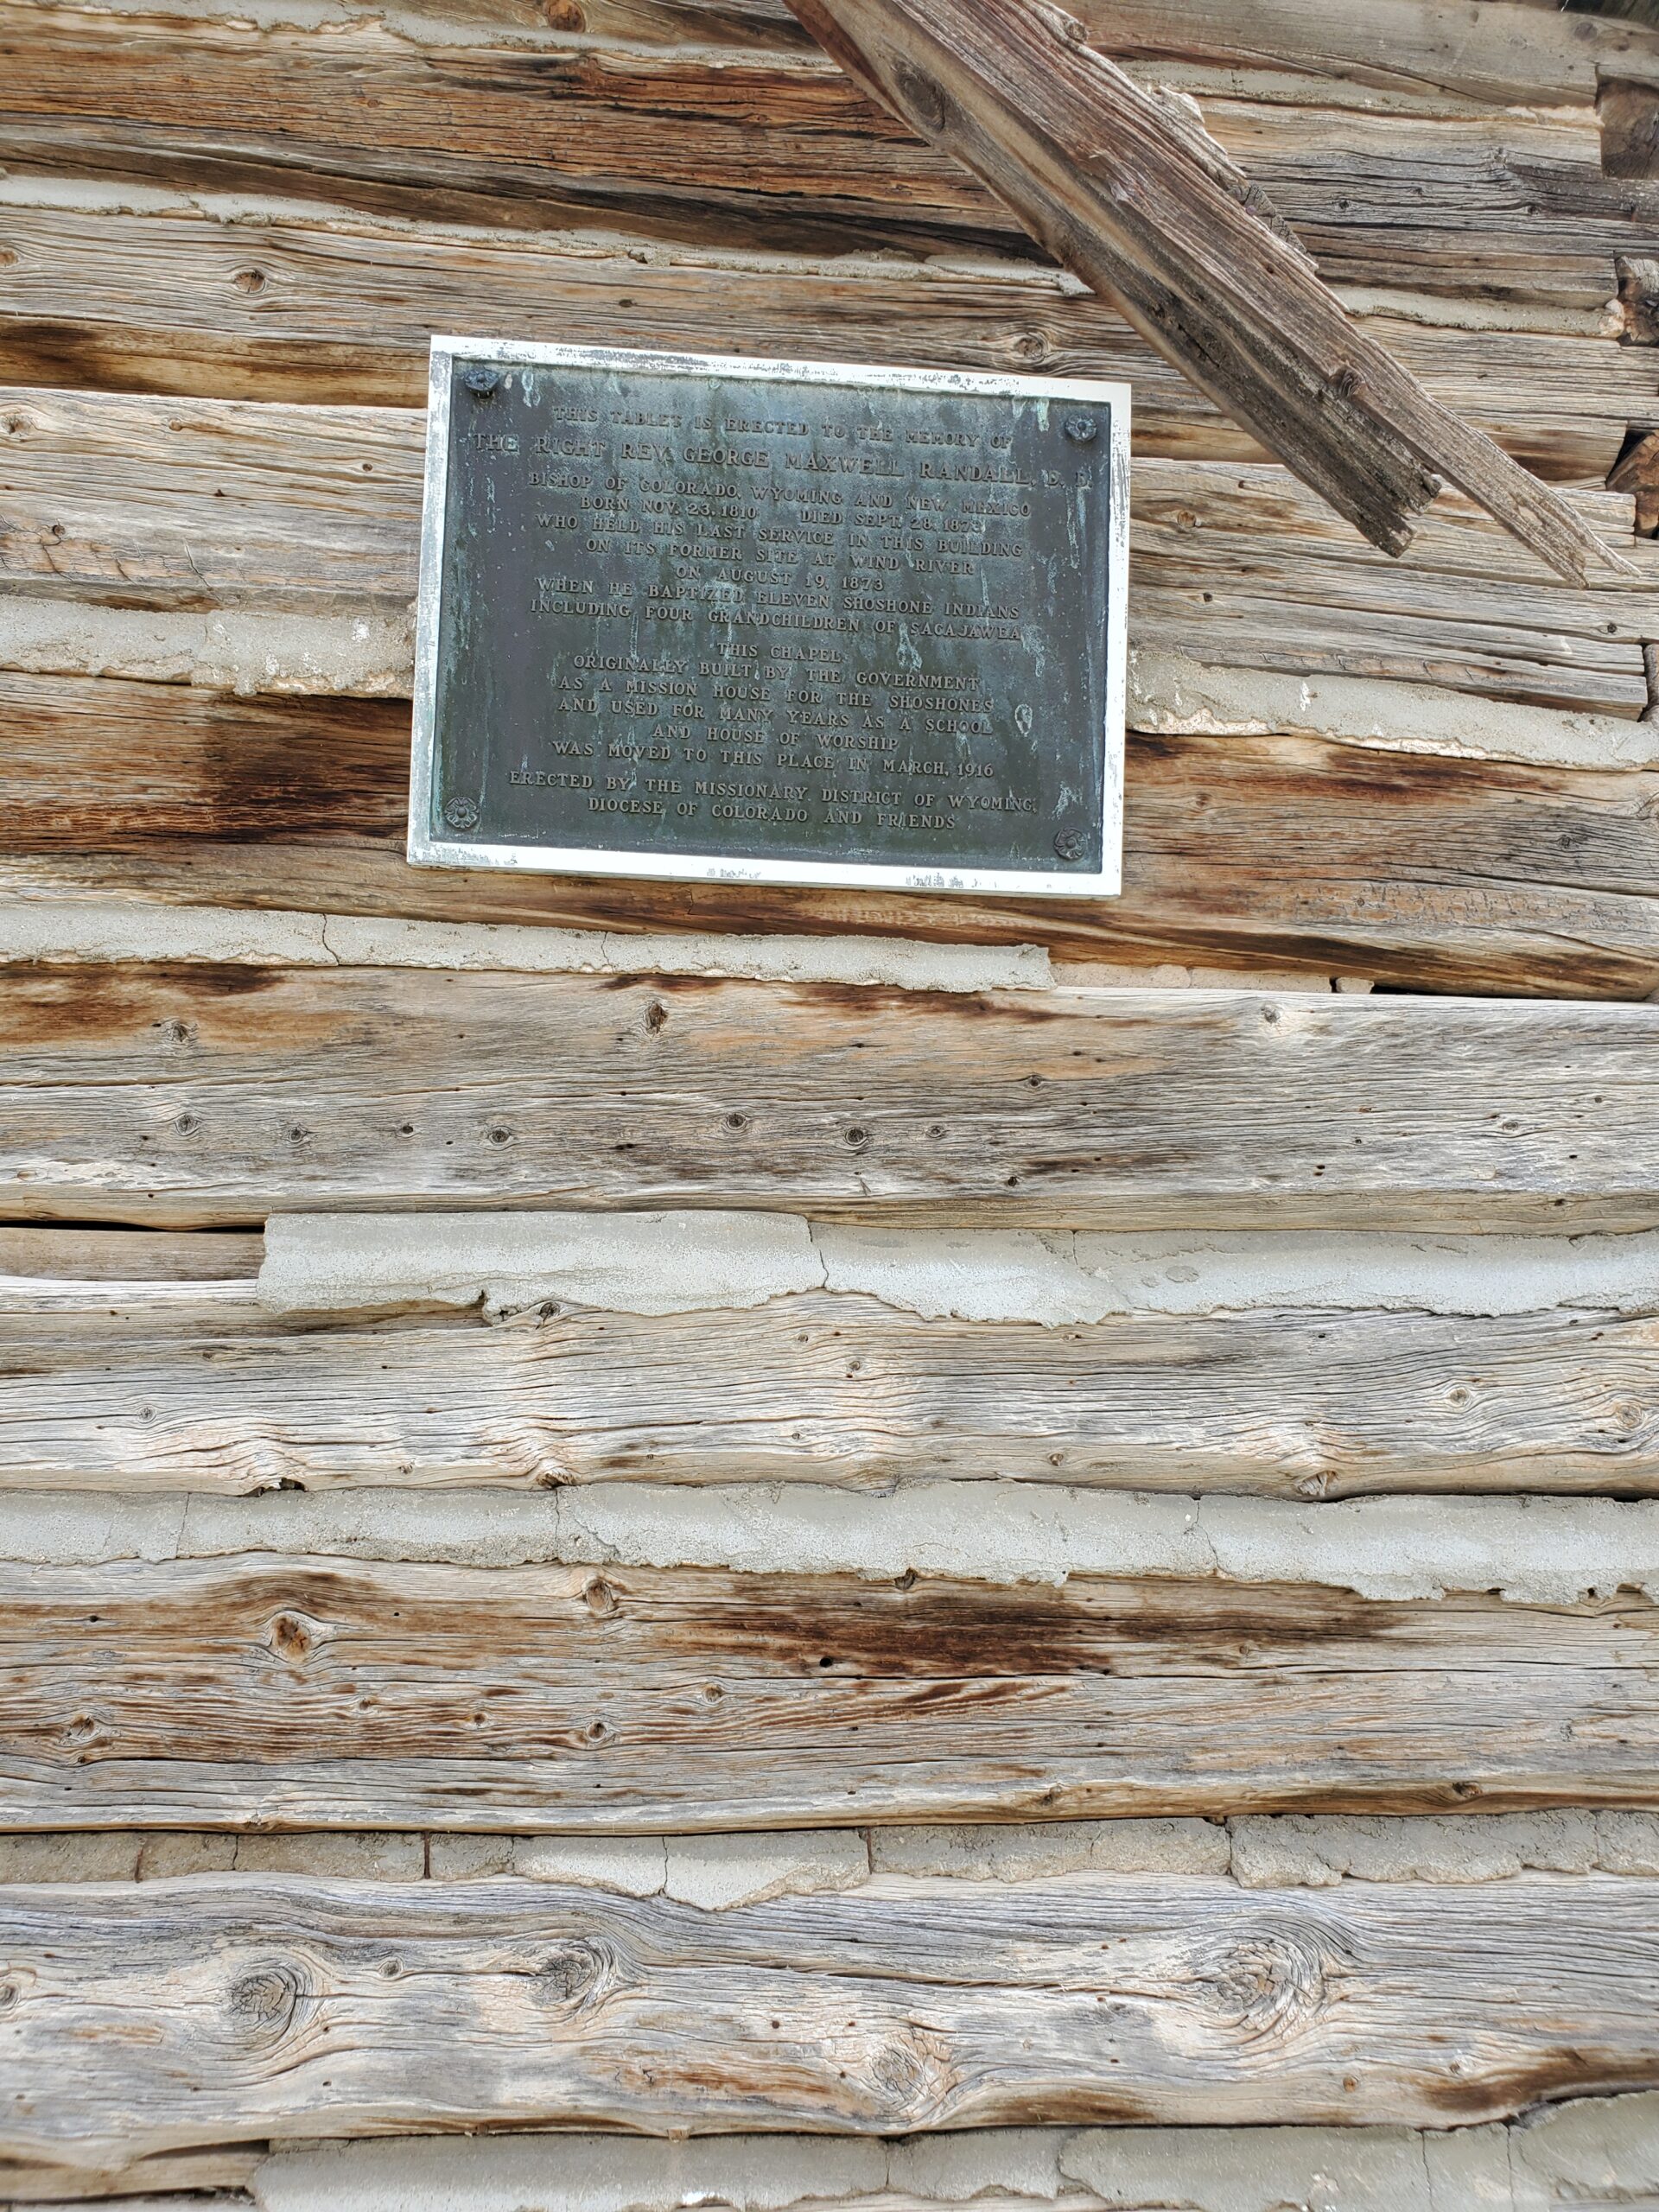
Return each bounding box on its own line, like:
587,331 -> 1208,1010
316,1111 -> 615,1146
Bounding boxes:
410,340 -> 1128,895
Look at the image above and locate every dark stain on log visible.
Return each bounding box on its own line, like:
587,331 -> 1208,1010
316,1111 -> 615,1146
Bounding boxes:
0,963 -> 283,1049
1419,2048 -> 1659,2120
9,674 -> 1657,996
193,715 -> 409,848
690,1580 -> 1399,1676
5,686 -> 410,849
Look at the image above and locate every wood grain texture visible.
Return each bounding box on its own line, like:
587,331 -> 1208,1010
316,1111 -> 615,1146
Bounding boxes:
1063,0 -> 1659,109
6,672 -> 1659,999
0,1223 -> 264,1294
2,395 -> 1649,710
781,0 -> 1623,578
0,2141 -> 261,2205
1611,428 -> 1659,537
10,0 -> 1657,105
21,0 -> 1611,569
2,203 -> 1649,479
0,11 -> 1649,308
5,1872 -> 1659,2153
6,1282 -> 1655,1498
0,386 -> 425,607
14,825 -> 1656,1001
1603,76 -> 1659,183
3,1554 -> 1659,1827
0,12 -> 1001,259
4,966 -> 1659,1228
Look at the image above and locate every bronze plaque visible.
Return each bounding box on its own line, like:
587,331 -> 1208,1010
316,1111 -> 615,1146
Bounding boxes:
410,341 -> 1128,895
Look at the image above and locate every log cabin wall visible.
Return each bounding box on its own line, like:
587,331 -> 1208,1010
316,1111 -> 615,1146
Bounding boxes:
3,0 -> 1659,2202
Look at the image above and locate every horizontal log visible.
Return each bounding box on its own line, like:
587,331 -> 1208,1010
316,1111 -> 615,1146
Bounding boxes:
0,387 -> 425,605
1,394 -> 1649,711
639,0 -> 1659,110
14,0 -> 1655,107
0,1222 -> 263,1296
4,966 -> 1659,1228
5,672 -> 1659,997
14,828 -> 1656,1001
3,1554 -> 1659,1826
0,14 -> 999,258
6,1279 -> 1656,1498
6,1872 -> 1659,2153
1,204 -> 1649,479
1066,0 -> 1659,110
611,0 -> 1659,118
0,10 -> 1649,308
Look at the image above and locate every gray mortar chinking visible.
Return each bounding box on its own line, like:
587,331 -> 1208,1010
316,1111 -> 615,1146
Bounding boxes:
409,340 -> 1128,897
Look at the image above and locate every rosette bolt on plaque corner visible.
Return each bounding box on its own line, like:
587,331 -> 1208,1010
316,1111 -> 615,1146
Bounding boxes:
1062,414 -> 1097,444
444,798 -> 480,831
462,365 -> 499,397
1053,829 -> 1090,862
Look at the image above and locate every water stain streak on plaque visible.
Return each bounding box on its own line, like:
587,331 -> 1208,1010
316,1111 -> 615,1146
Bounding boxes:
410,341 -> 1128,895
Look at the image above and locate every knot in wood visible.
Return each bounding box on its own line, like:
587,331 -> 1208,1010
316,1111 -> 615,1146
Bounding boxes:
528,1939 -> 608,2011
859,2024 -> 957,2123
267,1610 -> 321,1664
1193,1916 -> 1346,2046
892,60 -> 950,137
1033,1 -> 1089,42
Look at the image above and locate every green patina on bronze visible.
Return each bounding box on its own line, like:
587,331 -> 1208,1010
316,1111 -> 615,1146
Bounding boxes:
426,352 -> 1116,879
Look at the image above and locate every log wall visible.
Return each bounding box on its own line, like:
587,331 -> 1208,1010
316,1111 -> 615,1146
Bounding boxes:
3,0 -> 1659,2197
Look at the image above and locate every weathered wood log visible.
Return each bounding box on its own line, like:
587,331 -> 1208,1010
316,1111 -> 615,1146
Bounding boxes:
15,0 -> 1649,107
5,1871 -> 1659,2152
1063,0 -> 1659,111
2,395 -> 1648,711
0,11 -> 1000,260
0,1224 -> 264,1294
780,0 -> 1623,580
14,819 -> 1658,1001
3,1555 -> 1659,1827
0,12 -> 1645,313
6,673 -> 1659,998
0,99 -> 1637,318
1,203 -> 1648,479
6,1274 -> 1656,1498
29,0 -> 1650,107
0,388 -> 425,607
0,2141 -> 263,2205
5,0 -> 1637,567
4,966 -> 1659,1228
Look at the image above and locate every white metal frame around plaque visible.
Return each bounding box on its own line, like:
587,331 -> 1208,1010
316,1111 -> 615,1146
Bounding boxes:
409,336 -> 1130,898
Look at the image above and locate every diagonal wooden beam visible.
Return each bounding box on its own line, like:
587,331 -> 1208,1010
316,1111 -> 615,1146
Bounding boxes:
783,0 -> 1628,583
